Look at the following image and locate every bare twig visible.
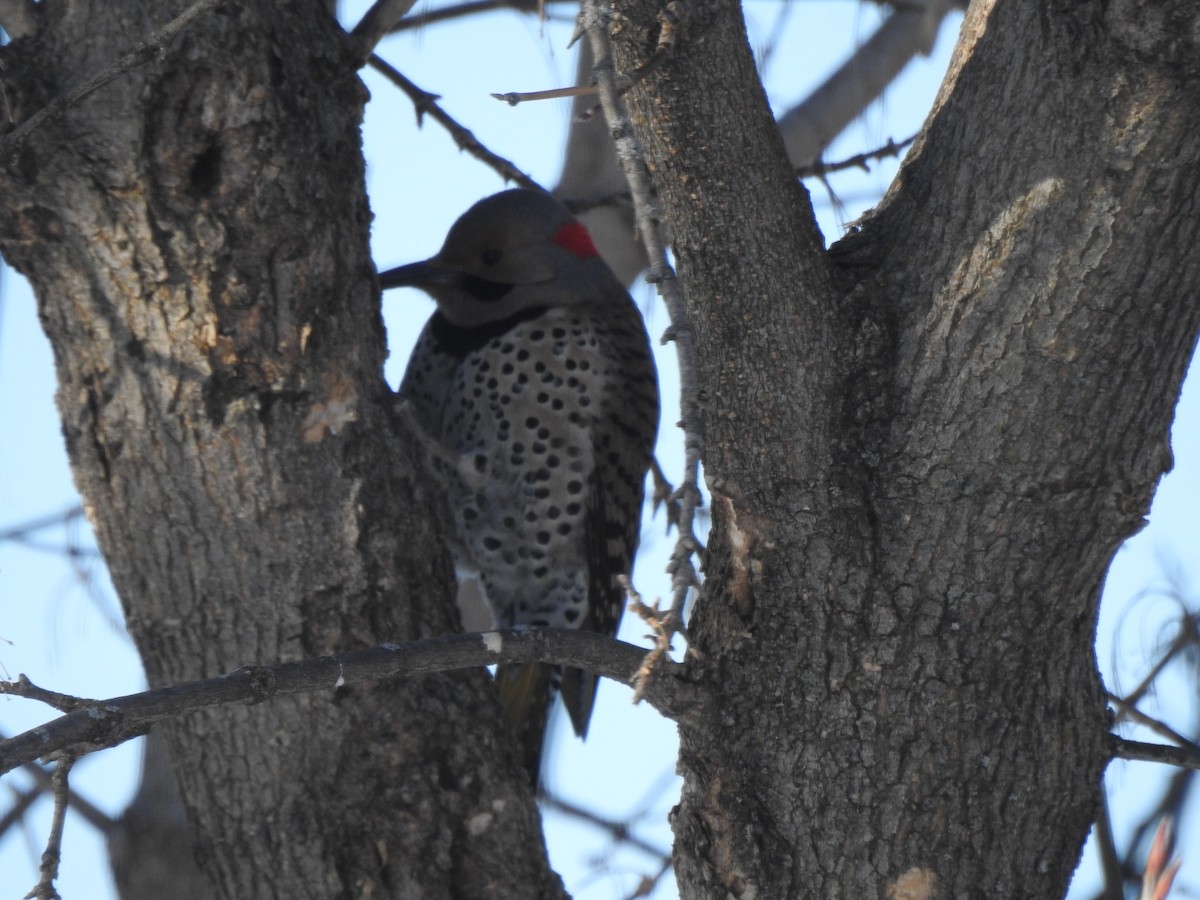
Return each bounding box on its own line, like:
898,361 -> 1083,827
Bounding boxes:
366,55 -> 543,192
541,792 -> 671,861
648,456 -> 680,530
0,732 -> 117,835
1,628 -> 704,774
623,858 -> 672,899
495,2 -> 681,119
1107,691 -> 1200,755
0,506 -> 102,558
492,82 -> 605,106
1118,610 -> 1200,714
26,755 -> 75,900
581,0 -> 703,651
390,0 -> 568,32
620,576 -> 690,703
541,788 -> 674,899
0,0 -> 227,164
1112,737 -> 1200,771
0,785 -> 42,842
796,135 -> 917,179
3,676 -> 93,713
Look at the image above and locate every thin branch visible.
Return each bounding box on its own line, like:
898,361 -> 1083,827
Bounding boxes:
0,785 -> 42,842
647,455 -> 680,530
623,857 -> 672,900
1,628 -> 705,774
541,792 -> 671,861
388,0 -> 566,32
1116,610 -> 1200,714
621,575 -> 689,703
0,732 -> 117,835
0,0 -> 227,164
351,0 -> 421,58
492,82 -> 603,107
1095,792 -> 1124,900
541,789 -> 674,899
26,755 -> 75,900
1107,691 -> 1200,755
366,54 -> 543,192
4,676 -> 93,713
494,2 -> 680,116
1111,737 -> 1200,771
795,135 -> 917,179
0,505 -> 85,542
0,506 -> 102,558
581,0 -> 704,648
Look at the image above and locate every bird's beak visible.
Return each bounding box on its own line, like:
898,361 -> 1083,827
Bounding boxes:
378,259 -> 457,291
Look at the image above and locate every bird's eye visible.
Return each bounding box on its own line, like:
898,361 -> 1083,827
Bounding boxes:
481,248 -> 503,265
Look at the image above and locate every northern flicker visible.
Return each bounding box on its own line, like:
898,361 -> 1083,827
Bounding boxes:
380,189 -> 660,781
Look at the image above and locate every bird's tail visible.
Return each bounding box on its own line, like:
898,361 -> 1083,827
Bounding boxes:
494,662 -> 554,785
558,665 -> 599,740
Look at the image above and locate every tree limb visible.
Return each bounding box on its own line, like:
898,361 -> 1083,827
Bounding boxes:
1111,738 -> 1200,772
777,0 -> 960,167
0,629 -> 703,774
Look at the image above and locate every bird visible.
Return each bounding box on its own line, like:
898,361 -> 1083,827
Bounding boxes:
379,189 -> 660,783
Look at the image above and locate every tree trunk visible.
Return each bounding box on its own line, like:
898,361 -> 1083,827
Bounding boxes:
0,3 -> 563,897
604,0 -> 1199,896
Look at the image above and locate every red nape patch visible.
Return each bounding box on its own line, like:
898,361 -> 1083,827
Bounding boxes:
551,222 -> 600,259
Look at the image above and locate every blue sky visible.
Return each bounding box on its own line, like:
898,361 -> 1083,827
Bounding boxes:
1,3 -> 1195,897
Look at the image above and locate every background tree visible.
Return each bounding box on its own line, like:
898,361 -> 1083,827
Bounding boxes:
0,0 -> 1198,898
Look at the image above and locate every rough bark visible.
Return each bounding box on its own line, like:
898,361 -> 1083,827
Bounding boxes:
0,3 -> 562,898
604,0 -> 1200,896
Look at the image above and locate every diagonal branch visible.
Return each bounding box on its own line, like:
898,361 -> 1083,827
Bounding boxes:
367,54 -> 543,192
0,628 -> 706,774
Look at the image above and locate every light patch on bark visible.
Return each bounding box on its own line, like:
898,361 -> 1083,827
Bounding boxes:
715,492 -> 763,611
886,866 -> 939,899
482,632 -> 504,655
948,176 -> 1065,301
467,811 -> 494,835
302,377 -> 358,442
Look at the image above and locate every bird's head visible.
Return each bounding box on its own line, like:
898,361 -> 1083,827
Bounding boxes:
379,189 -> 617,328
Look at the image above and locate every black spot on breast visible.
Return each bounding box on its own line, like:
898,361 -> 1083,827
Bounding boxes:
429,307 -> 548,361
